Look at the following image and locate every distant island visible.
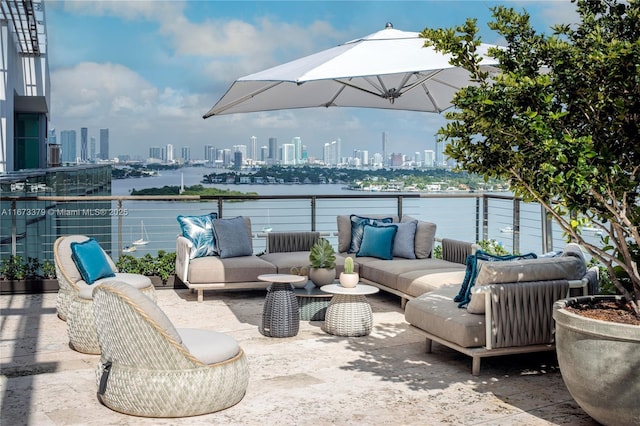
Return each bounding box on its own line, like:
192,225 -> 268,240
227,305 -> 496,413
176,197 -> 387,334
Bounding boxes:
130,184 -> 257,197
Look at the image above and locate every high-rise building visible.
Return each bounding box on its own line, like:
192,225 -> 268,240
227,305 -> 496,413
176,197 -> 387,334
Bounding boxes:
222,149 -> 232,166
149,146 -> 162,160
181,146 -> 191,162
390,153 -> 403,167
1,3 -> 50,173
250,136 -> 257,161
60,130 -> 77,164
80,128 -> 88,162
233,144 -> 247,162
292,137 -> 302,164
282,143 -> 295,165
382,132 -> 388,167
268,137 -> 278,162
166,144 -> 174,163
204,145 -> 215,163
90,137 -> 96,161
435,139 -> 445,167
260,146 -> 268,162
423,150 -> 435,167
99,128 -> 109,160
233,151 -> 243,170
323,140 -> 340,166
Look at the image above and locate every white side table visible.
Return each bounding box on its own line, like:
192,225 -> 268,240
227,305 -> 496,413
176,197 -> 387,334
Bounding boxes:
321,284 -> 379,337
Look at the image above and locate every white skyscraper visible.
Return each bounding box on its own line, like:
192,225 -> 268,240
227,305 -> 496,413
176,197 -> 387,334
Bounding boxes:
282,143 -> 295,165
233,144 -> 247,161
424,150 -> 435,167
166,144 -> 174,162
292,137 -> 302,164
250,136 -> 257,161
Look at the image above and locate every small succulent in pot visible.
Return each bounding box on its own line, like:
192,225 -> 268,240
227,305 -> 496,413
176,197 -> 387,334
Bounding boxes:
339,256 -> 359,288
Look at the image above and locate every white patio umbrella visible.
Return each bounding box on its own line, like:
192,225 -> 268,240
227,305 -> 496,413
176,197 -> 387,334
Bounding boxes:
204,23 -> 499,118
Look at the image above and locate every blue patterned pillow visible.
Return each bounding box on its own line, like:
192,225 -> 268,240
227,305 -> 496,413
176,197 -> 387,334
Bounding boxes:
454,250 -> 537,307
177,213 -> 218,259
356,224 -> 397,260
70,238 -> 115,285
212,216 -> 252,258
348,215 -> 393,253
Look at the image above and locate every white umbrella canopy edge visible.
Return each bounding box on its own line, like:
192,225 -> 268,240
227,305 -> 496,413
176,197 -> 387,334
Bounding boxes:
203,24 -> 499,118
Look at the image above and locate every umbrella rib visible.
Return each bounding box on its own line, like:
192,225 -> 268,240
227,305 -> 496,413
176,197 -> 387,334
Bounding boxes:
204,81 -> 284,117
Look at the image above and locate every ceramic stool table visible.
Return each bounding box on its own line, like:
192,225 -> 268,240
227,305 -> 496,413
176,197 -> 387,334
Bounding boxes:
258,274 -> 306,337
321,284 -> 379,337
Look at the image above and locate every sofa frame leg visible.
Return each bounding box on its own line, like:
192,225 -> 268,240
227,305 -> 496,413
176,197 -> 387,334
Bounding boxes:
197,290 -> 204,302
471,357 -> 481,376
425,338 -> 433,353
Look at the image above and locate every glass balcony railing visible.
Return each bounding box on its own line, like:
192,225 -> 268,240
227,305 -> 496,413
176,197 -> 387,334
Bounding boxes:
0,192 -> 583,270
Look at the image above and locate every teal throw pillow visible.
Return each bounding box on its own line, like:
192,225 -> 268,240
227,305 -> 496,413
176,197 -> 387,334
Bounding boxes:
212,216 -> 253,258
379,220 -> 417,259
454,250 -> 537,308
348,215 -> 393,253
356,224 -> 397,260
70,238 -> 115,285
177,213 -> 218,259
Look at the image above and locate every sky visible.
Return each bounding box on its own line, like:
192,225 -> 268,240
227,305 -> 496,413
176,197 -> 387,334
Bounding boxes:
45,0 -> 579,161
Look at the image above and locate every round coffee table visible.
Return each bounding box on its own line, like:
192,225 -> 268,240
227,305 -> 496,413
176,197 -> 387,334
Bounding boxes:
294,281 -> 333,321
258,274 -> 307,338
321,284 -> 379,337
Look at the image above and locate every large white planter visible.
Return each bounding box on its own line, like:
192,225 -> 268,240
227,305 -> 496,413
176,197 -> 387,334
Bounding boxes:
553,296 -> 640,426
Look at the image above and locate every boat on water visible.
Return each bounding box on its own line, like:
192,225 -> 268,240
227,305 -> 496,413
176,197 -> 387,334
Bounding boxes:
132,220 -> 150,246
262,209 -> 272,232
122,245 -> 137,253
500,226 -> 514,234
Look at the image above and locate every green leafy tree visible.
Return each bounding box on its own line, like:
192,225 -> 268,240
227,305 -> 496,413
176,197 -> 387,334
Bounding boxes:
422,0 -> 640,316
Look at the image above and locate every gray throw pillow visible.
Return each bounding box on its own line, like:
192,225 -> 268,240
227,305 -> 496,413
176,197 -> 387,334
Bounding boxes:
379,220 -> 417,259
212,216 -> 253,258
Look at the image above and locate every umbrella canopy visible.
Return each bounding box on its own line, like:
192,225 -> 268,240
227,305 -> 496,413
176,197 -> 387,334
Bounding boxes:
204,23 -> 499,118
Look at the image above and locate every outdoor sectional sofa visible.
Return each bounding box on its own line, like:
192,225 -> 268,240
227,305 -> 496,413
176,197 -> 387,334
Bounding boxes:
176,213 -> 594,375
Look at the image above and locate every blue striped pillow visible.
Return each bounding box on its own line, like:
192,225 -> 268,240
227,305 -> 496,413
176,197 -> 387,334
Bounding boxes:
348,215 -> 393,253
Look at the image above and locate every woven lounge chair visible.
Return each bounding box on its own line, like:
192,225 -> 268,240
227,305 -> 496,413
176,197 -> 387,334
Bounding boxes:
92,281 -> 249,417
54,235 -> 156,354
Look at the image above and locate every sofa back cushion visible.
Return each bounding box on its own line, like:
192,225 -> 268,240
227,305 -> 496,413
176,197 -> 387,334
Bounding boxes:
337,214 -> 399,253
474,254 -> 587,286
401,215 -> 436,259
212,216 -> 253,258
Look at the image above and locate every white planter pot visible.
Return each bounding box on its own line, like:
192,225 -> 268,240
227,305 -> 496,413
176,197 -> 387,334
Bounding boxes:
339,272 -> 359,288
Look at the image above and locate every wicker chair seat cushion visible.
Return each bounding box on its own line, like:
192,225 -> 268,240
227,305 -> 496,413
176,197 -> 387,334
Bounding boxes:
77,272 -> 153,291
405,285 -> 486,348
58,235 -> 117,285
78,286 -> 94,300
100,280 -> 182,344
177,328 -> 240,365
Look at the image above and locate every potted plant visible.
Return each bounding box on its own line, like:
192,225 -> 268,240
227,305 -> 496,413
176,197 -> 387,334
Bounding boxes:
339,256 -> 358,288
116,251 -> 176,287
422,1 -> 639,423
308,238 -> 336,287
0,255 -> 58,294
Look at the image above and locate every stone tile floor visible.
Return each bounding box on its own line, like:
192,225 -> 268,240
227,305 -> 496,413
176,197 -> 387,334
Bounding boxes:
1,288 -> 597,425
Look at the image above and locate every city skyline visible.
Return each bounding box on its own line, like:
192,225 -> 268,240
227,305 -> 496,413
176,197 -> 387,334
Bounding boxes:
46,2 -> 578,159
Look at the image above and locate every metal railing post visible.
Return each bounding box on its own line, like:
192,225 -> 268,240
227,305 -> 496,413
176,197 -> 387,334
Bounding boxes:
513,198 -> 520,253
482,195 -> 489,241
311,196 -> 317,231
11,200 -> 17,256
475,197 -> 480,243
117,199 -> 123,255
397,195 -> 403,219
540,205 -> 554,253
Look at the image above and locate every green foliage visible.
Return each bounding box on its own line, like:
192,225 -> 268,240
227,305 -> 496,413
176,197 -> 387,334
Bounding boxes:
116,251 -> 177,284
309,238 -> 336,269
476,239 -> 511,256
344,256 -> 355,274
0,256 -> 56,280
422,0 -> 640,314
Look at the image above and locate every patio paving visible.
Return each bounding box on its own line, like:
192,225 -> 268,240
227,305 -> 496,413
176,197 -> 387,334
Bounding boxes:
1,288 -> 598,425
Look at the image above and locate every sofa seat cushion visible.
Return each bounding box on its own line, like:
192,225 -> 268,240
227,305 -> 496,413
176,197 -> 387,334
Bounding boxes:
358,258 -> 449,290
396,266 -> 467,298
405,286 -> 485,348
177,328 -> 240,365
77,272 -> 153,292
187,255 -> 276,284
261,252 -> 357,275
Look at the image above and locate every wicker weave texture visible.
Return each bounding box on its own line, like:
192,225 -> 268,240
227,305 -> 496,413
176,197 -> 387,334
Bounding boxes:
323,294 -> 373,337
92,283 -> 249,417
260,283 -> 300,337
67,297 -> 101,354
298,297 -> 330,321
